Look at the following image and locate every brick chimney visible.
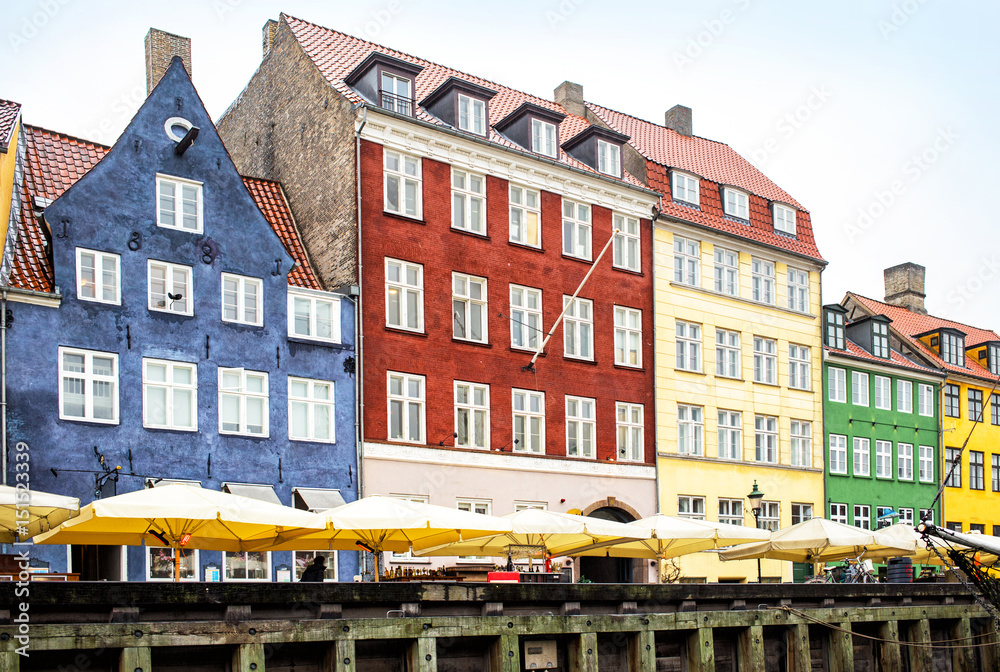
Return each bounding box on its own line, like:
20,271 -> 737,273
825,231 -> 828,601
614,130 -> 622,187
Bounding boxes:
665,105 -> 692,137
145,28 -> 192,94
262,19 -> 278,57
554,81 -> 586,118
884,262 -> 927,315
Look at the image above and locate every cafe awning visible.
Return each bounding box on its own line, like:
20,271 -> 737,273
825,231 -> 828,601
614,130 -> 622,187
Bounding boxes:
221,482 -> 281,505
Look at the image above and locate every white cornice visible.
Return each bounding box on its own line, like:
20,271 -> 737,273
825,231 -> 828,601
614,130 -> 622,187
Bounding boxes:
360,111 -> 658,220
4,286 -> 61,307
363,442 -> 656,480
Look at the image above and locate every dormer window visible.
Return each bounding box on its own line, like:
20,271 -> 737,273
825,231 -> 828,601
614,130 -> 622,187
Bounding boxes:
824,306 -> 846,350
672,171 -> 699,206
495,102 -> 566,158
723,187 -> 749,220
380,72 -> 412,115
532,119 -> 557,157
345,52 -> 423,118
420,77 -> 496,137
773,203 -> 796,236
939,331 -> 965,367
458,94 -> 486,135
989,344 -> 1000,375
562,126 -> 628,178
597,139 -> 620,177
872,320 -> 890,359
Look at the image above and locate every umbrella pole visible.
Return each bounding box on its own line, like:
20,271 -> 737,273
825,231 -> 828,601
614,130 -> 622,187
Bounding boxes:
174,544 -> 181,583
373,546 -> 380,582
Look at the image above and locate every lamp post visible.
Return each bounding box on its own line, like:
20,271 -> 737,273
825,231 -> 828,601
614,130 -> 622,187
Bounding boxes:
747,480 -> 764,583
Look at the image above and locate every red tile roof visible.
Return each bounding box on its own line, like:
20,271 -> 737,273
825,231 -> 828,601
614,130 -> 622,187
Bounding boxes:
847,293 -> 1000,382
280,14 -> 648,189
0,99 -> 20,151
242,177 -> 321,290
825,339 -> 942,376
587,104 -> 824,263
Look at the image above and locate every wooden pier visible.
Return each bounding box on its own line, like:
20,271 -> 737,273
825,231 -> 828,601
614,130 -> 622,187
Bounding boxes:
1,582 -> 997,671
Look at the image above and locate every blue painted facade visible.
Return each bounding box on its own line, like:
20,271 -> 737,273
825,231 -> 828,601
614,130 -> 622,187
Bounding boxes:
5,59 -> 358,581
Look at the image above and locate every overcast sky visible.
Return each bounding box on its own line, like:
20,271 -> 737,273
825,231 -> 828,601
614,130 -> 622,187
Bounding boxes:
4,1 -> 998,329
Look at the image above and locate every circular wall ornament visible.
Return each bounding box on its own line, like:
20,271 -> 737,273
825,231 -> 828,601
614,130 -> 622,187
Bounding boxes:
165,116 -> 193,142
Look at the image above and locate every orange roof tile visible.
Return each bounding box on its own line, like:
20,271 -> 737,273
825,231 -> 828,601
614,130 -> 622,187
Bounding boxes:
0,99 -> 20,151
825,339 -> 942,376
242,177 -> 321,290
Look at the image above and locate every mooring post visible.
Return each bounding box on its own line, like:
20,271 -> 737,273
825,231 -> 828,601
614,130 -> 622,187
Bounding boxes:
120,647 -> 151,672
490,633 -> 520,672
907,619 -> 933,672
877,620 -> 902,671
568,631 -> 599,672
982,624 -> 1000,672
737,624 -> 765,672
407,637 -> 436,672
828,623 -> 854,672
0,651 -> 19,672
232,642 -> 266,671
951,617 -> 976,672
324,639 -> 356,672
786,623 -> 811,672
685,627 -> 714,672
628,630 -> 655,672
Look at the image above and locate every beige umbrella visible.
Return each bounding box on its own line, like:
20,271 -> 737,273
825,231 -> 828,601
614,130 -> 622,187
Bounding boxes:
555,513 -> 771,559
719,518 -> 915,563
248,495 -> 513,580
33,484 -> 324,581
877,523 -> 970,565
0,485 -> 80,543
412,508 -> 650,559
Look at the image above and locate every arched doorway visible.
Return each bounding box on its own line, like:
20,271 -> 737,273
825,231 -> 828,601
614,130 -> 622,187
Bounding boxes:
578,506 -> 638,583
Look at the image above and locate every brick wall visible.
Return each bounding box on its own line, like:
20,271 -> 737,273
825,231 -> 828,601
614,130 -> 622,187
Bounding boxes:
145,28 -> 192,94
359,139 -> 656,464
217,20 -> 358,289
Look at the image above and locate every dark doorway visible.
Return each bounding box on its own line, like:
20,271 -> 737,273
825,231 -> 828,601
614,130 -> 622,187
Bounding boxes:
71,545 -> 124,581
578,506 -> 637,583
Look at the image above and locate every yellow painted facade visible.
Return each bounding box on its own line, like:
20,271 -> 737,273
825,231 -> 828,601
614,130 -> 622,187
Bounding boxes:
0,120 -> 20,250
655,221 -> 825,582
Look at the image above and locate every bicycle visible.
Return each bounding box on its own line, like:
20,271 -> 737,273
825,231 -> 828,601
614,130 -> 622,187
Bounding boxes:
804,551 -> 879,583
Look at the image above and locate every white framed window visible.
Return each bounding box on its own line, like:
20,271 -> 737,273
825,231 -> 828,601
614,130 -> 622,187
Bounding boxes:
874,375 -> 892,410
875,440 -> 893,478
221,273 -> 262,326
597,139 -> 621,176
678,495 -> 705,520
677,404 -> 704,456
751,258 -> 775,304
940,331 -> 964,367
872,321 -> 890,358
829,435 -> 847,474
713,247 -> 738,296
455,381 -> 489,450
616,402 -> 643,462
452,168 -> 486,235
224,551 -> 270,581
829,367 -> 847,402
791,504 -> 813,525
142,359 -> 197,431
672,171 -> 699,205
514,500 -> 547,511
218,368 -> 268,436
76,248 -> 120,305
384,150 -> 421,218
897,380 -> 913,413
380,72 -> 412,113
288,377 -> 335,443
830,503 -> 848,525
510,285 -> 542,351
853,505 -> 871,530
456,499 -> 492,561
790,420 -> 811,467
898,508 -> 914,526
787,268 -> 809,312
385,258 -> 423,332
390,494 -> 429,561
716,329 -> 741,379
294,550 -> 338,582
674,321 -> 701,372
531,118 -> 557,158
773,203 -> 796,236
509,185 -> 541,247
919,384 -> 934,416
898,443 -> 914,480
156,174 -> 202,233
852,371 -> 869,406
565,396 -> 596,458
562,199 -> 592,260
825,308 -> 846,349
920,509 -> 935,525
919,445 -> 935,483
789,344 -> 811,390
718,498 -> 744,526
147,547 -> 198,581
614,306 -> 642,367
288,289 -> 341,344
58,347 -> 118,424
753,337 -> 777,385
723,187 -> 749,220
759,502 -> 780,531
673,236 -> 699,286
755,415 -> 778,463
513,389 -> 544,454
613,213 -> 640,272
457,94 -> 486,135
452,273 -> 488,343
718,410 -> 742,460
148,260 -> 192,315
388,372 -> 425,444
563,296 -> 593,360
853,438 -> 870,477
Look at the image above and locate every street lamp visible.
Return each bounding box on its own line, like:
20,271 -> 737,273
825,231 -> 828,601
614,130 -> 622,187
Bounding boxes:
747,480 -> 765,583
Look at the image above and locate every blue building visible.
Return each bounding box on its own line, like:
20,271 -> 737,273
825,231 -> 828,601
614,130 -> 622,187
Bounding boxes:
2,56 -> 358,581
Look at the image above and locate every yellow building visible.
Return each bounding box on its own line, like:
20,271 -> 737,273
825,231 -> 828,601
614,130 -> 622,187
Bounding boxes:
0,99 -> 22,263
593,104 -> 826,582
846,264 -> 1000,535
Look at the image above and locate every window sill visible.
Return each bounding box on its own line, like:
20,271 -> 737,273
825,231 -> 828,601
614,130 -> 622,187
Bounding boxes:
675,368 -> 704,375
384,325 -> 428,338
611,266 -> 644,277
508,240 -> 545,254
286,336 -> 348,349
561,253 -> 594,265
220,431 -> 270,439
59,417 -> 119,426
223,320 -> 264,329
144,426 -> 198,434
451,227 -> 490,241
452,338 -> 492,349
716,375 -> 744,382
149,309 -> 195,318
752,380 -> 779,388
382,211 -> 426,225
613,363 -> 644,373
564,356 -> 597,365
510,347 -> 546,358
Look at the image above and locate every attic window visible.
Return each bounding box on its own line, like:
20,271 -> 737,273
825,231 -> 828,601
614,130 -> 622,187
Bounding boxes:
872,321 -> 890,359
773,203 -> 796,236
458,94 -> 486,135
723,188 -> 749,220
990,344 -> 1000,375
532,119 -> 557,157
672,172 -> 699,206
597,139 -> 620,177
940,331 -> 964,367
824,307 -> 845,350
380,72 -> 412,116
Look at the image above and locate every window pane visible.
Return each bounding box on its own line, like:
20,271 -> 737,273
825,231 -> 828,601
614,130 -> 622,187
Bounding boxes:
173,389 -> 192,427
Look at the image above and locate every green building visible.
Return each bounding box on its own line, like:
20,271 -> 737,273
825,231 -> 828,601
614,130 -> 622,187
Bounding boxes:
823,305 -> 944,532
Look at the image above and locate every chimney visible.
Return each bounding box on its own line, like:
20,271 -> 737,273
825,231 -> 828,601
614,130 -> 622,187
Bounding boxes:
884,262 -> 927,315
665,104 -> 692,137
262,19 -> 278,57
145,28 -> 192,94
554,81 -> 586,118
